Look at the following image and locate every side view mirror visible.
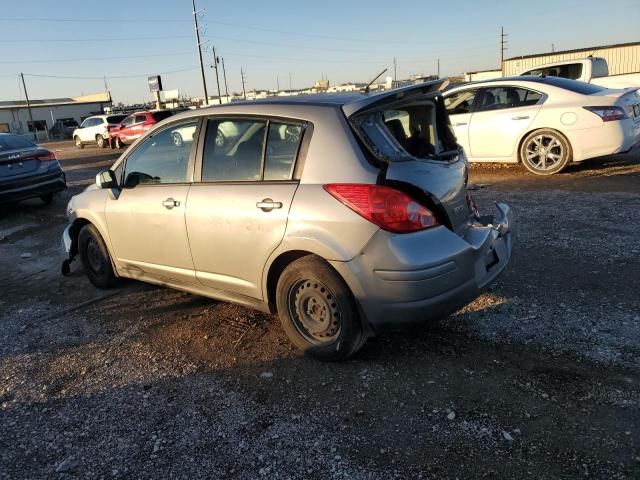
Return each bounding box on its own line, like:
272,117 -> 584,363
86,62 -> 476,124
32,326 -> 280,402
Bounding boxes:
96,170 -> 117,189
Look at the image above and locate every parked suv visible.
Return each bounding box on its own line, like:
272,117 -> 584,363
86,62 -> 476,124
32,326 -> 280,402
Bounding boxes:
62,80 -> 514,360
73,114 -> 127,149
108,111 -> 173,149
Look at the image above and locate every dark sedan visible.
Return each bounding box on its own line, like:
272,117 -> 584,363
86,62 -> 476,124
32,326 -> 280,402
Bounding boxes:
0,134 -> 66,205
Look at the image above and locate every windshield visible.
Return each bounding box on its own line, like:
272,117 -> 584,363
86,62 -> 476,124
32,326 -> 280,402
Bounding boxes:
0,135 -> 36,151
351,98 -> 458,163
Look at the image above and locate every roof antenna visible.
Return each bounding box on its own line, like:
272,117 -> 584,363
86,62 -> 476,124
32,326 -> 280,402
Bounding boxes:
364,68 -> 388,94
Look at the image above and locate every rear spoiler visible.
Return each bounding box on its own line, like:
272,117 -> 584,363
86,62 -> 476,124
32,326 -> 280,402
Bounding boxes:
342,78 -> 449,117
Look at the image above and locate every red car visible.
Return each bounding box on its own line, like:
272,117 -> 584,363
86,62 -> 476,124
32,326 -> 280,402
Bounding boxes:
108,111 -> 173,149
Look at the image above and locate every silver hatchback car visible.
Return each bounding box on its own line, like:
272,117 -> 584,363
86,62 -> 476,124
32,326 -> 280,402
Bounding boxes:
62,79 -> 514,360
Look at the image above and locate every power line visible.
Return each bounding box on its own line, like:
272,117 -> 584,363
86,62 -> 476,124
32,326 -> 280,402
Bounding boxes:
0,51 -> 193,65
0,16 -> 190,23
21,67 -> 199,80
0,35 -> 193,43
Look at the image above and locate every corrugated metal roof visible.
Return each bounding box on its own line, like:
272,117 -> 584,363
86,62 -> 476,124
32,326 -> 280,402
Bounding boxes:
505,41 -> 640,61
0,92 -> 111,110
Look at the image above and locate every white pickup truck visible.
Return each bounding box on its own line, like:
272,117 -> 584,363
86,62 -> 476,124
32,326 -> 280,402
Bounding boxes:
519,57 -> 640,89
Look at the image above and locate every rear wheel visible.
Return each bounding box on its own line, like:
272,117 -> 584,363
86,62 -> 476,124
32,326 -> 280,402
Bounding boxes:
78,224 -> 117,289
520,129 -> 571,175
74,136 -> 84,149
96,134 -> 106,148
276,255 -> 366,360
114,137 -> 123,149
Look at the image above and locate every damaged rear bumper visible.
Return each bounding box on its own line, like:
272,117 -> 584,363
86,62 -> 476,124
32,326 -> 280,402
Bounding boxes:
330,202 -> 514,331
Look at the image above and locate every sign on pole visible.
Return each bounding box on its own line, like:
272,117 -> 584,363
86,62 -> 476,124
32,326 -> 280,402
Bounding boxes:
148,75 -> 163,92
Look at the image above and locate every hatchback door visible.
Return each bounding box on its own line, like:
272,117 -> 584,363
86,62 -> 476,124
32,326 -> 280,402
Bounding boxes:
347,79 -> 472,232
467,86 -> 544,159
185,117 -> 306,299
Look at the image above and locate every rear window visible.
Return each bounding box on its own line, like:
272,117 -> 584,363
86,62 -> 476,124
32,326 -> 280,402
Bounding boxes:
151,111 -> 173,122
0,135 -> 36,151
107,115 -> 127,124
540,77 -> 605,95
352,100 -> 458,162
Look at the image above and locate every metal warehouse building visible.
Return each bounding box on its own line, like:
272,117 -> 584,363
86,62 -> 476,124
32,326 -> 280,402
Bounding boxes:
0,92 -> 111,141
503,41 -> 640,77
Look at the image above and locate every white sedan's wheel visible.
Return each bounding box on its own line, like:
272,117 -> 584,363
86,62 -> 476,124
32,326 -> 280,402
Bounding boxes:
520,129 -> 572,175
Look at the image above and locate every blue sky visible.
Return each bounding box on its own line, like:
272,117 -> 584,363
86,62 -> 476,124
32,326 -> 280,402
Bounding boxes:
0,0 -> 638,104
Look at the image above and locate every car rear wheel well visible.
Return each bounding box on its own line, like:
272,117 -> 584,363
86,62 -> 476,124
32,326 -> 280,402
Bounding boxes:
266,250 -> 316,313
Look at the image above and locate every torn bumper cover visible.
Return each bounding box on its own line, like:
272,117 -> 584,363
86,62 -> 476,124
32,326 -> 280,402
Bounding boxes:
329,202 -> 515,331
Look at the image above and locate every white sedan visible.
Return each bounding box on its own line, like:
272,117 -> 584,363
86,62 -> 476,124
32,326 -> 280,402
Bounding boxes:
444,76 -> 640,174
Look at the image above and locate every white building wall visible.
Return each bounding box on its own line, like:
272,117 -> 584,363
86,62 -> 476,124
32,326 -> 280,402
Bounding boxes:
0,102 -> 106,135
504,43 -> 640,76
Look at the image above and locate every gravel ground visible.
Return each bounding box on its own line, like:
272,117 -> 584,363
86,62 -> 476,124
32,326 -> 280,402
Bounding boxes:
1,144 -> 639,479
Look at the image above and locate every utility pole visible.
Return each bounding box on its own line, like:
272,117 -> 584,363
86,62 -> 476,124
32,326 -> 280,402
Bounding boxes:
221,57 -> 229,99
20,73 -> 36,141
211,45 -> 222,104
276,76 -> 280,92
551,43 -> 555,53
192,0 -> 208,105
288,72 -> 292,91
240,67 -> 247,99
500,26 -> 508,77
437,58 -> 440,78
393,57 -> 397,87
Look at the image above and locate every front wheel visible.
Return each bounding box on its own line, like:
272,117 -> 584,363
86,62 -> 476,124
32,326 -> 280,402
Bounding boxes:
74,136 -> 84,149
78,224 -> 118,289
276,255 -> 366,360
520,129 -> 572,175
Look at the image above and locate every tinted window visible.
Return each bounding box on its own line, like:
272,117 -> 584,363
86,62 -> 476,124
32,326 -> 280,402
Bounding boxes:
122,120 -> 198,187
264,122 -> 303,181
539,77 -> 605,95
121,116 -> 134,127
476,87 -> 542,111
134,115 -> 147,124
0,135 -> 35,151
151,111 -> 173,122
107,115 -> 126,124
444,89 -> 478,114
202,119 -> 266,182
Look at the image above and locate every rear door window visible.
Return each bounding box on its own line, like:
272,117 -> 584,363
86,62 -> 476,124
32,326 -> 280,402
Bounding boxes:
134,115 -> 147,124
476,87 -> 542,112
201,119 -> 267,182
264,122 -> 303,181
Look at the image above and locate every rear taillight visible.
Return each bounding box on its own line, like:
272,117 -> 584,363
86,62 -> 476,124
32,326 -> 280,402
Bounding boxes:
583,106 -> 627,122
323,183 -> 438,233
36,151 -> 56,162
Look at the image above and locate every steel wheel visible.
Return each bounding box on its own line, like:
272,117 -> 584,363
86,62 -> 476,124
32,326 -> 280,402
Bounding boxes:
86,237 -> 106,275
520,129 -> 571,175
78,224 -> 117,289
74,136 -> 84,149
288,279 -> 341,345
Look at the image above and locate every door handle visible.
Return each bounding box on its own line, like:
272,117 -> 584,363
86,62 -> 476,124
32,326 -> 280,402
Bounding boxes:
454,122 -> 468,126
162,198 -> 180,209
256,198 -> 283,212
512,116 -> 530,120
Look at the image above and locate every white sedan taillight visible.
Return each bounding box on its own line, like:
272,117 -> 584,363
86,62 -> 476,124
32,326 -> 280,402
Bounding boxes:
583,106 -> 628,122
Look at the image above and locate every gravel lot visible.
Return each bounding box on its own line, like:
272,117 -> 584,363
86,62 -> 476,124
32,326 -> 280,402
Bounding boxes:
1,143 -> 639,479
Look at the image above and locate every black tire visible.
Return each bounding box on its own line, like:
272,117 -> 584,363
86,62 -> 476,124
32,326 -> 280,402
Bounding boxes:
41,193 -> 54,205
96,134 -> 106,148
275,255 -> 366,360
78,224 -> 117,289
74,136 -> 84,149
114,137 -> 123,149
520,128 -> 572,175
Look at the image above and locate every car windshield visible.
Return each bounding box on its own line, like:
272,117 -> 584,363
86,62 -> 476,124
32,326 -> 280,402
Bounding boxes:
0,135 -> 36,151
539,77 -> 606,95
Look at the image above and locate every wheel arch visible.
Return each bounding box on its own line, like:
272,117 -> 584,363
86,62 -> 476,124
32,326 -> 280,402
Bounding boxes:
265,250 -> 314,313
516,127 -> 573,164
69,215 -> 120,277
